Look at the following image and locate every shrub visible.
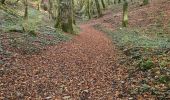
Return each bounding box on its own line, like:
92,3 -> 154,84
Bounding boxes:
159,75 -> 169,83
140,59 -> 154,71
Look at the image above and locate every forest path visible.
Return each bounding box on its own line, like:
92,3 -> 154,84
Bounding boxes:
1,12 -> 126,99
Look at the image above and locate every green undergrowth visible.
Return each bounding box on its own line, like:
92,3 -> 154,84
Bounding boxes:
0,4 -> 71,55
0,5 -> 47,32
94,24 -> 170,99
95,25 -> 170,49
1,27 -> 70,55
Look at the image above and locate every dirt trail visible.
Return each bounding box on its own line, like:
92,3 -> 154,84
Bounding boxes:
0,13 -> 126,99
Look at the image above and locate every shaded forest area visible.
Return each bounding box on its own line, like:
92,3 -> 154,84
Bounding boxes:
0,0 -> 170,99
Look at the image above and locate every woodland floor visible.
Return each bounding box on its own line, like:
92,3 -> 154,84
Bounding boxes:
0,11 -> 128,100
0,0 -> 170,100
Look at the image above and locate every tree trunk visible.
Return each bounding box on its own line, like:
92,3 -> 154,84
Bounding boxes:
87,0 -> 91,19
122,0 -> 128,27
48,0 -> 54,19
95,0 -> 102,17
24,0 -> 28,20
72,0 -> 76,25
101,0 -> 106,9
55,0 -> 74,34
37,0 -> 41,10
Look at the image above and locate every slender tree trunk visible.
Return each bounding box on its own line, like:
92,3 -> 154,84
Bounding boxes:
95,0 -> 102,17
72,0 -> 76,25
67,0 -> 74,33
48,0 -> 53,19
37,3 -> 40,10
122,0 -> 128,27
24,0 -> 28,20
22,0 -> 29,33
37,0 -> 41,10
101,0 -> 106,9
87,0 -> 91,19
55,0 -> 61,29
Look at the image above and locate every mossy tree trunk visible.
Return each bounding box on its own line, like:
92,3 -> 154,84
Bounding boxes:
122,0 -> 128,27
55,0 -> 75,34
95,0 -> 102,17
